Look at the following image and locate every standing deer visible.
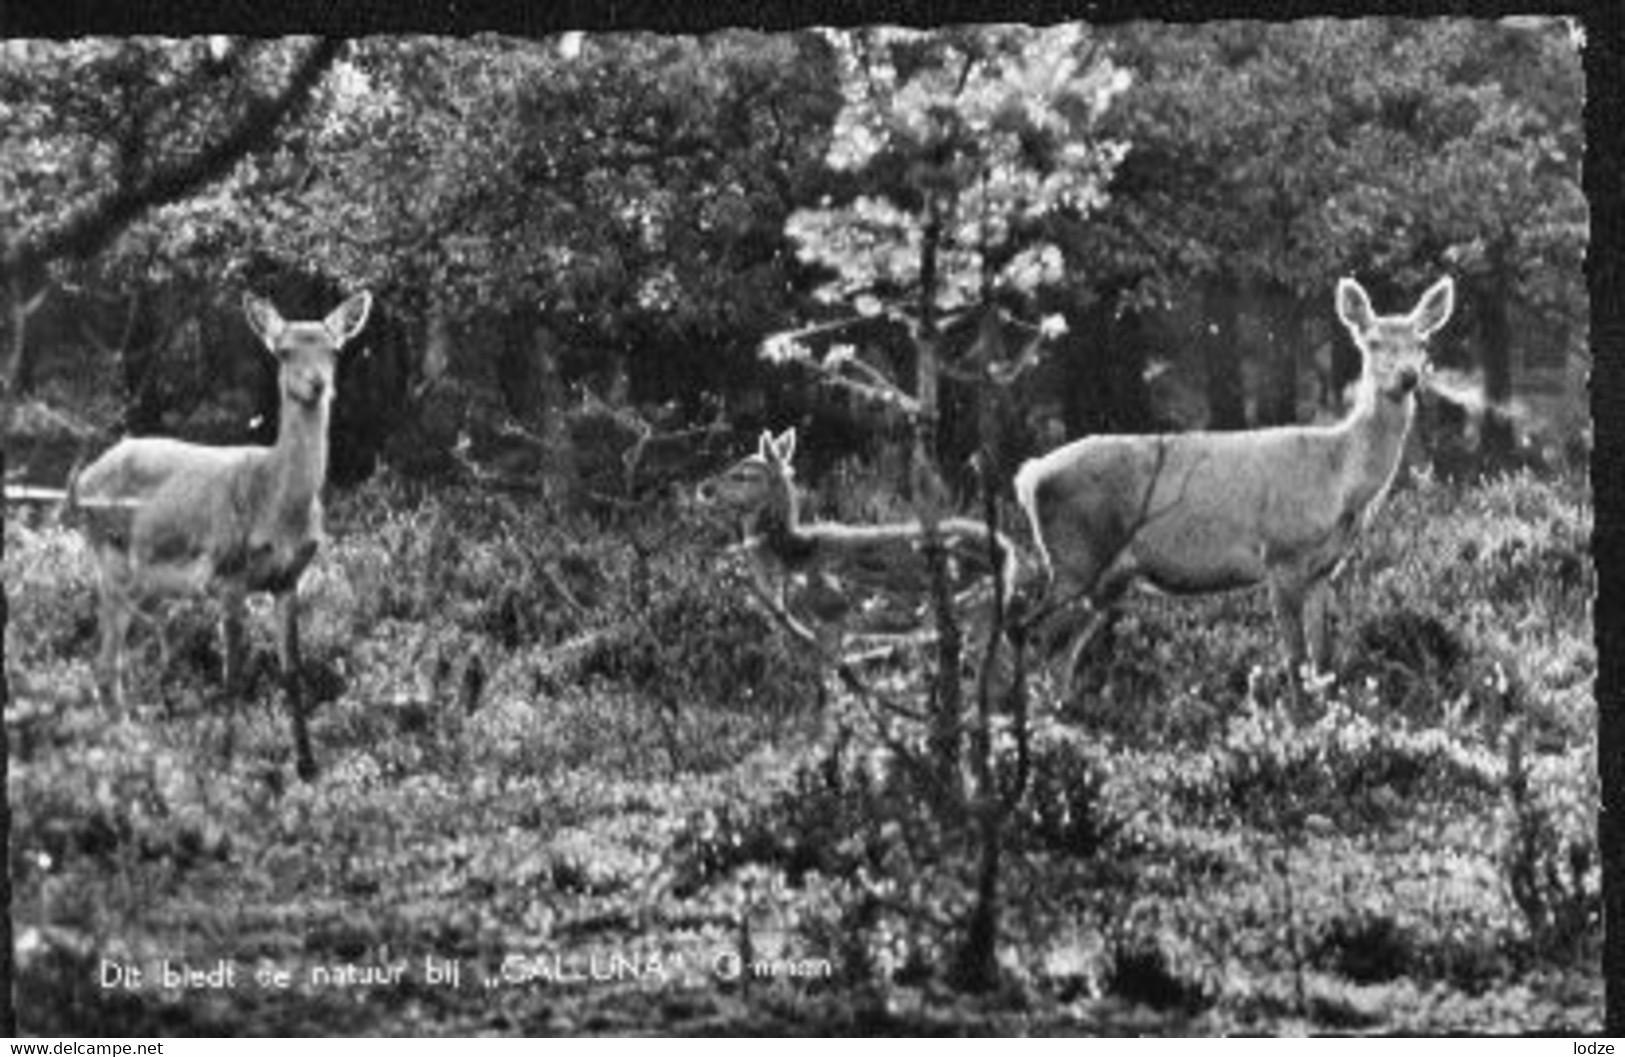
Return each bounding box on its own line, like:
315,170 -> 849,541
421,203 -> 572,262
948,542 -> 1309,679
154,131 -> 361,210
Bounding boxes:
71,291 -> 372,780
695,427 -> 1021,652
1014,275 -> 1455,701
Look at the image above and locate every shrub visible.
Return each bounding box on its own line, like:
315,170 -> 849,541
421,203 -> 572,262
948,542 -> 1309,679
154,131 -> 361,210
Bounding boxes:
1193,690 -> 1504,829
5,521 -> 100,667
1104,926 -> 1211,1013
1318,911 -> 1415,983
1500,738 -> 1599,960
572,574 -> 821,719
1016,724 -> 1122,859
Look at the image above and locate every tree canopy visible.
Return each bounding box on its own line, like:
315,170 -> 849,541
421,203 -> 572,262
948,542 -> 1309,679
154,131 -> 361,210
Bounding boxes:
0,21 -> 1585,460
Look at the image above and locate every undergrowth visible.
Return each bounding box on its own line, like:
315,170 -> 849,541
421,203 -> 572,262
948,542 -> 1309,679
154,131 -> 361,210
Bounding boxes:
4,467 -> 1598,1034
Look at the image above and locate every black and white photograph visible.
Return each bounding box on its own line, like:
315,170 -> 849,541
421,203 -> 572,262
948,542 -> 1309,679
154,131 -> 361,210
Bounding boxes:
1,12 -> 1605,1036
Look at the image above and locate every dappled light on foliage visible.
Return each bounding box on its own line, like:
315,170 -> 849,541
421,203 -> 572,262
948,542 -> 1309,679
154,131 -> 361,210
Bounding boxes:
7,466 -> 1596,1034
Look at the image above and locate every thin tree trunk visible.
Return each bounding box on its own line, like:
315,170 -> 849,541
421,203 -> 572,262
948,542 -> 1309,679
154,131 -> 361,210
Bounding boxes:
1060,293 -> 1157,438
1480,241 -> 1517,464
535,321 -> 576,504
1259,284 -> 1302,426
1203,276 -> 1247,430
1601,331 -> 1625,1035
123,292 -> 171,436
914,193 -> 960,797
5,267 -> 51,400
952,477 -> 1011,993
497,309 -> 542,422
953,801 -> 1002,990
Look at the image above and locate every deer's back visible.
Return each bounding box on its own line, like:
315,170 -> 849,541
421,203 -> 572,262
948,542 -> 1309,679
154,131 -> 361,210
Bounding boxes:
77,437 -> 317,595
1022,427 -> 1367,589
783,517 -> 1016,599
79,437 -> 263,500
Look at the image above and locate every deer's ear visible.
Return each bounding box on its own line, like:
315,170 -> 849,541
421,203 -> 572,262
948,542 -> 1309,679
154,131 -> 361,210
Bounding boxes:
1334,278 -> 1374,333
1410,276 -> 1455,338
243,294 -> 286,352
774,427 -> 797,464
324,292 -> 373,347
757,430 -> 776,459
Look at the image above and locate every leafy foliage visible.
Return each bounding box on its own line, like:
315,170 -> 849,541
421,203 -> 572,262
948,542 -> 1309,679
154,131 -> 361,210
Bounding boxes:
1085,19 -> 1583,306
0,38 -> 343,288
791,25 -> 1127,312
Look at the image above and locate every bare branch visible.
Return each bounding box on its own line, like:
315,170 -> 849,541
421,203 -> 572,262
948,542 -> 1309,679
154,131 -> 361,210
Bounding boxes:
820,372 -> 923,418
759,315 -> 874,359
3,38 -> 345,286
79,290 -> 142,359
763,322 -> 923,419
19,281 -> 52,318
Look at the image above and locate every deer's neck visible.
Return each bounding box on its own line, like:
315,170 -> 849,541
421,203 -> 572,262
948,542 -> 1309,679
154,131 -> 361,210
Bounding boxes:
1336,381 -> 1415,513
267,397 -> 331,526
749,481 -> 817,564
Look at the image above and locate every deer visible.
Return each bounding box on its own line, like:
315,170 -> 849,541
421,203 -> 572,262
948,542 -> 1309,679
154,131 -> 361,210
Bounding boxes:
69,290 -> 372,781
695,427 -> 1023,657
1012,275 -> 1456,704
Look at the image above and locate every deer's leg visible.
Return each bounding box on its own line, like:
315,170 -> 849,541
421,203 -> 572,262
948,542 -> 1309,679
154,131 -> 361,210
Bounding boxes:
1302,578 -> 1333,675
1269,575 -> 1310,708
1023,566 -> 1092,661
749,554 -> 820,649
95,574 -> 134,715
276,589 -> 317,781
1064,594 -> 1133,699
1060,605 -> 1114,693
202,587 -> 246,763
220,587 -> 248,698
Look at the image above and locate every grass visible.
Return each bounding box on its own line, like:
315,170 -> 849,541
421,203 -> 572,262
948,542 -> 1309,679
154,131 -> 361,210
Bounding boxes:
4,464 -> 1599,1035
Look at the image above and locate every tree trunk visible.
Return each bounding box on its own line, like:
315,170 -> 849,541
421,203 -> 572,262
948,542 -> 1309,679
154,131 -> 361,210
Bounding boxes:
956,308 -> 1024,492
5,265 -> 51,400
914,333 -> 943,505
1479,242 -> 1517,465
1600,301 -> 1625,1035
535,321 -> 577,504
1060,288 -> 1155,438
497,309 -> 542,422
955,471 -> 1006,992
121,291 -> 173,436
1202,276 -> 1247,430
911,193 -> 943,500
1258,284 -> 1303,426
914,195 -> 960,798
952,799 -> 1003,991
423,297 -> 452,391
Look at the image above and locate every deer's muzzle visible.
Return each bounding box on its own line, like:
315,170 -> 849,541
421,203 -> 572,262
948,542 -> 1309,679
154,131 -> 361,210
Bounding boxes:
288,375 -> 328,407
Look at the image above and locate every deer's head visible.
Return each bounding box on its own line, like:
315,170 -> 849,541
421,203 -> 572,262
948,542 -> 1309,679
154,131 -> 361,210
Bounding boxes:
1335,276 -> 1455,406
695,427 -> 797,515
244,292 -> 372,410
